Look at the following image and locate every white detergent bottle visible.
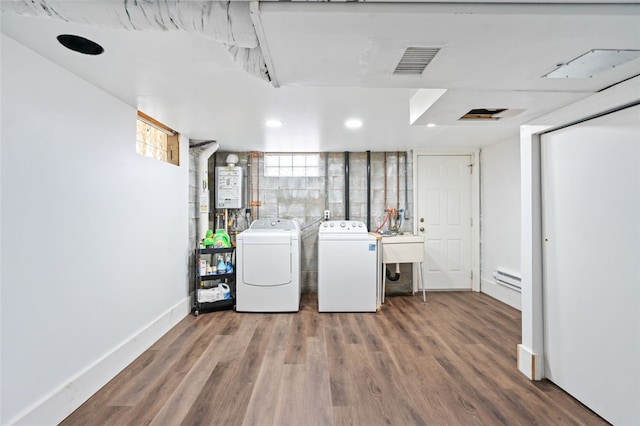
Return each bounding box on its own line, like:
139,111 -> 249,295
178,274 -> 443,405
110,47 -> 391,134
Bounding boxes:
219,283 -> 231,300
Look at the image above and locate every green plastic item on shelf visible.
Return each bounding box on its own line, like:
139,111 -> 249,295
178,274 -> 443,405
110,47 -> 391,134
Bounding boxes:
213,229 -> 231,248
202,229 -> 215,247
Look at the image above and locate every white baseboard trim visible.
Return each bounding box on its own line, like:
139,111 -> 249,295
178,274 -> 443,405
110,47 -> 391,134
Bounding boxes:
517,344 -> 543,380
480,278 -> 521,310
11,297 -> 190,426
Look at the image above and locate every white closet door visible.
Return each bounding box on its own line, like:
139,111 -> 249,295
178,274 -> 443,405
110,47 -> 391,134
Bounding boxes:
541,104 -> 640,425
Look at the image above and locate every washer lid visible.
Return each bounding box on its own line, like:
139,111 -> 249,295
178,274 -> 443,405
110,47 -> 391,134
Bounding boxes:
240,232 -> 293,244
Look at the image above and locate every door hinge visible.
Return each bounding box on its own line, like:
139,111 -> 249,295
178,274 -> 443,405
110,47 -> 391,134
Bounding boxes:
470,217 -> 473,227
468,164 -> 473,173
470,270 -> 474,280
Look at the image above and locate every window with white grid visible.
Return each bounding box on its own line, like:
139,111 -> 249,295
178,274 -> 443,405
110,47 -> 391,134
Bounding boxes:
264,153 -> 320,177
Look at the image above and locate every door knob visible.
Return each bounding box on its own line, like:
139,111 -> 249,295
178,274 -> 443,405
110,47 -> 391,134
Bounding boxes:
420,217 -> 425,223
419,227 -> 425,232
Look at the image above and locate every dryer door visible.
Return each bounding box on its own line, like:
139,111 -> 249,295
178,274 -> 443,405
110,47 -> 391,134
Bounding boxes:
241,233 -> 292,286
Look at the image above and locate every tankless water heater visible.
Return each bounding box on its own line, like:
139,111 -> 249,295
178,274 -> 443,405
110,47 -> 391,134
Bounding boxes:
215,166 -> 242,209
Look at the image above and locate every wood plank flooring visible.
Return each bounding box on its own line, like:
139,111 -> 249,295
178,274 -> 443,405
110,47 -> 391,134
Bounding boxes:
61,292 -> 608,425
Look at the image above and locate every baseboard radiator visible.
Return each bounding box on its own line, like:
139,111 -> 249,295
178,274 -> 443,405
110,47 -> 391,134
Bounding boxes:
493,269 -> 521,291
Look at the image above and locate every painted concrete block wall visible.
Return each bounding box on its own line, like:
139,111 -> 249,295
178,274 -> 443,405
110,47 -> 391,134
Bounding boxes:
1,35 -> 190,424
208,152 -> 414,293
480,138 -> 521,309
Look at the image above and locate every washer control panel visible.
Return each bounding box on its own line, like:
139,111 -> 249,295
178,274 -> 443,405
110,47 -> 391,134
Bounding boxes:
319,220 -> 368,234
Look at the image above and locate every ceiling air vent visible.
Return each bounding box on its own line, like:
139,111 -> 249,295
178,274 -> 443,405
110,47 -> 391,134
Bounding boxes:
393,47 -> 440,75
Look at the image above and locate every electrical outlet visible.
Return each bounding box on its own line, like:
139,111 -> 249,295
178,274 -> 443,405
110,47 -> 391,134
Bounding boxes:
324,210 -> 331,220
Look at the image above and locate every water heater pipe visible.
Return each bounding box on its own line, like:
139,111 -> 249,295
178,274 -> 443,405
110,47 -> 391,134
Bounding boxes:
344,151 -> 350,220
197,141 -> 220,243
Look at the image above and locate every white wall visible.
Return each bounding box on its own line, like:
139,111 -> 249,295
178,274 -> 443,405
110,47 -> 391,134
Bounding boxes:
480,139 -> 521,309
0,35 -> 190,424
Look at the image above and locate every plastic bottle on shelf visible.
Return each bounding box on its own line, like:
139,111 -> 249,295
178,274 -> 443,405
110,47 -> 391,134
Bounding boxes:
219,283 -> 231,300
225,255 -> 233,273
213,229 -> 231,247
217,255 -> 226,273
199,258 -> 207,276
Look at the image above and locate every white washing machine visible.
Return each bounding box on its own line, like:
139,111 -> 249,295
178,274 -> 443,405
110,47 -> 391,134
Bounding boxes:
318,220 -> 380,312
236,218 -> 301,312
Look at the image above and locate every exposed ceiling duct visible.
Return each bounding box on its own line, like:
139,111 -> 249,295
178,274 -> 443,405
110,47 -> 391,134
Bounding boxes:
0,0 -> 271,84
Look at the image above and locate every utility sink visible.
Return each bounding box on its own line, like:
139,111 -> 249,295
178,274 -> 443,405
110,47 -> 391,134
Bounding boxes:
381,234 -> 424,263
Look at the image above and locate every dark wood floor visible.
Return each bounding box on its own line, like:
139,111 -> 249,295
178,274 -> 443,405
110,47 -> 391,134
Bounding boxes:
61,292 -> 607,425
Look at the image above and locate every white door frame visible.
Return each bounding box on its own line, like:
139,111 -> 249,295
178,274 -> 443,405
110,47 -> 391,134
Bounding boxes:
412,150 -> 480,293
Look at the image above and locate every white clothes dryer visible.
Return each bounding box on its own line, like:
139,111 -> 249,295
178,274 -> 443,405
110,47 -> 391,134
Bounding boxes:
318,220 -> 380,312
236,218 -> 301,312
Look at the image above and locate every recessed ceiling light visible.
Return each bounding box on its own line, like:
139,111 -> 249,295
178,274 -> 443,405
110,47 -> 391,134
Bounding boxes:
56,34 -> 104,55
427,123 -> 436,128
266,120 -> 283,128
345,119 -> 362,129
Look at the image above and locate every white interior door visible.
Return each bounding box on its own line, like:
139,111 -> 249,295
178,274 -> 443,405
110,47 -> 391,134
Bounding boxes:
416,155 -> 472,290
541,105 -> 640,425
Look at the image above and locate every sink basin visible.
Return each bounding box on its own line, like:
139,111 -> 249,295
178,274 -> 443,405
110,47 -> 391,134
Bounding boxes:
381,234 -> 424,263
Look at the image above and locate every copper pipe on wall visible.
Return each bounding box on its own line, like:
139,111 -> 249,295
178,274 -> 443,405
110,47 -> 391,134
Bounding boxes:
249,151 -> 262,221
256,153 -> 260,219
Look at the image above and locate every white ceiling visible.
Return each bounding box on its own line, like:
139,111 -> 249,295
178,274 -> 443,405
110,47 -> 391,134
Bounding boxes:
2,1 -> 639,152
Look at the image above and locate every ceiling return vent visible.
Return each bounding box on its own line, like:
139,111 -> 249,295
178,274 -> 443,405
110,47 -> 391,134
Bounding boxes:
393,47 -> 440,75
